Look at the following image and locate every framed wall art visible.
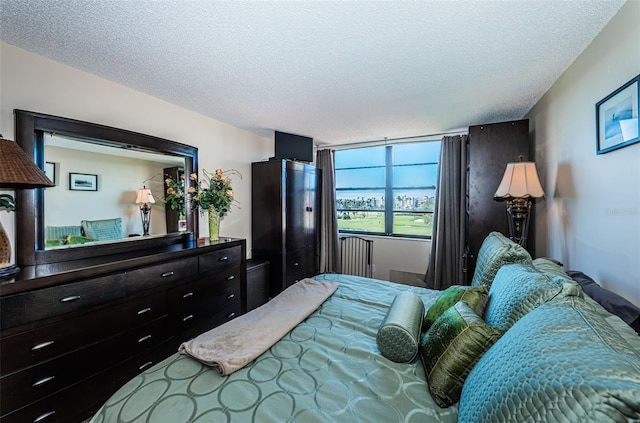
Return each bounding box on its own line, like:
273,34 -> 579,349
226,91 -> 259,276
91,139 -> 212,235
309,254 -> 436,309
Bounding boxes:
69,172 -> 98,191
44,161 -> 56,185
596,74 -> 639,154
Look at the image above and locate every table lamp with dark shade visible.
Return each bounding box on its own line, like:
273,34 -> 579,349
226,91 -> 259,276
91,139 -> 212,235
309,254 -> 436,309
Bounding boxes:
494,156 -> 545,247
0,137 -> 55,279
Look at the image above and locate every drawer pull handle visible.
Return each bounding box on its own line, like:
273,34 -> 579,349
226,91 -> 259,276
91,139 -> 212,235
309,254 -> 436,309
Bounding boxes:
137,307 -> 152,315
138,335 -> 152,343
227,312 -> 236,319
293,262 -> 300,267
183,292 -> 194,298
33,376 -> 56,388
161,271 -> 175,277
226,275 -> 235,281
60,295 -> 81,303
33,411 -> 56,422
226,293 -> 235,300
183,314 -> 194,322
139,361 -> 153,371
219,256 -> 229,262
32,341 -> 55,352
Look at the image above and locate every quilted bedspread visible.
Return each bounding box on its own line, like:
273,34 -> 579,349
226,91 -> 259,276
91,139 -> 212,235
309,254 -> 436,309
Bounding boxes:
90,274 -> 458,423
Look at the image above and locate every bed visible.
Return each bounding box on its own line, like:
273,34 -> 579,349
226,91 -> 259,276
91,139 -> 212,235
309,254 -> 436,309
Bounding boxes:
90,274 -> 457,423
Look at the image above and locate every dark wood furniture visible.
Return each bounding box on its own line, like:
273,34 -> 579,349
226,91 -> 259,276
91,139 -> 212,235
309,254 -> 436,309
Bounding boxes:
251,160 -> 321,297
0,238 -> 246,423
13,109 -> 198,267
465,119 -> 531,283
246,258 -> 269,311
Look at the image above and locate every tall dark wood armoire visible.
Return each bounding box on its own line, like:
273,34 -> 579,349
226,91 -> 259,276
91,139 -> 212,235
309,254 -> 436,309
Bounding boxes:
466,119 -> 531,284
251,160 -> 321,296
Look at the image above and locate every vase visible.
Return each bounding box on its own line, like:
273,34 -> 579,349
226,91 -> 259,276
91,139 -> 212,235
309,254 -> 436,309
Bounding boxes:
208,206 -> 220,241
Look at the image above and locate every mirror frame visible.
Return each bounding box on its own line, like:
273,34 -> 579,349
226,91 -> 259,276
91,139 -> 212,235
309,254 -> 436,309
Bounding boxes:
14,109 -> 199,266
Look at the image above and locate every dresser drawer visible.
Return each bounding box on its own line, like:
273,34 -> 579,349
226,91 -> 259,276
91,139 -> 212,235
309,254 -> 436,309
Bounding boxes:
285,248 -> 317,277
167,268 -> 240,317
0,341 -> 175,423
172,282 -> 240,331
198,245 -> 242,274
125,256 -> 198,294
0,316 -> 169,414
175,301 -> 241,344
0,291 -> 166,374
0,273 -> 126,330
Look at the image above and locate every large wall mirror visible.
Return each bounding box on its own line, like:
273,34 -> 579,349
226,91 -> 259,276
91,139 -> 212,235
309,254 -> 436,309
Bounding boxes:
15,110 -> 199,267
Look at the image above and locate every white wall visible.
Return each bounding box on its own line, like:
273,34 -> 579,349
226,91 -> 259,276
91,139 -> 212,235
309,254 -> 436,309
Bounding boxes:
0,41 -> 273,261
526,0 -> 640,305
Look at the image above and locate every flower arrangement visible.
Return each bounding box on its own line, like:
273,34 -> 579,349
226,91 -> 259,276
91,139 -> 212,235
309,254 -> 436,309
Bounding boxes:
192,168 -> 241,217
164,174 -> 187,219
164,168 -> 241,218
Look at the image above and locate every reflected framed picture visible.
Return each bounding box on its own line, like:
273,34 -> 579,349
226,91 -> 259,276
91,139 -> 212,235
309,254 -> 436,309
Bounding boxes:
596,74 -> 639,154
44,162 -> 56,185
69,172 -> 98,191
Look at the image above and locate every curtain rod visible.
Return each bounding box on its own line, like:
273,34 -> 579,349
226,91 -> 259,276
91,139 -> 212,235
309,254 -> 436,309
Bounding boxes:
317,128 -> 468,150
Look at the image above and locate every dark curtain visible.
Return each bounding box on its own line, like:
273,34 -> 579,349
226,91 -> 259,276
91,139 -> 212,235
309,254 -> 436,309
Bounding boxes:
316,149 -> 340,273
425,135 -> 468,289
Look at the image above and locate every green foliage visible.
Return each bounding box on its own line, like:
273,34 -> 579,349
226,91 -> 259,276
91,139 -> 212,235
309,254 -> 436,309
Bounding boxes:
0,194 -> 16,212
165,169 -> 242,218
337,212 -> 433,237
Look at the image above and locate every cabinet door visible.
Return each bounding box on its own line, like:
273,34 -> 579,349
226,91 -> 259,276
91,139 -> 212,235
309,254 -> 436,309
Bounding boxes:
304,168 -> 320,248
285,168 -> 307,250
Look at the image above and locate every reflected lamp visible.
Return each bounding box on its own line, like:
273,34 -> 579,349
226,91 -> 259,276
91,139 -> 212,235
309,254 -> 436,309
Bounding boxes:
135,186 -> 155,236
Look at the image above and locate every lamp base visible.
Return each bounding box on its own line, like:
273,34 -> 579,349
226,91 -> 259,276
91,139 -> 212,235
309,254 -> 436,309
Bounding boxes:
505,198 -> 532,247
0,264 -> 20,281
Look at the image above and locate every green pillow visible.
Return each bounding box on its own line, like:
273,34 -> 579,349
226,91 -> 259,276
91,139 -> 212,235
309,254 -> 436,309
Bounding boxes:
419,301 -> 504,408
66,235 -> 97,245
471,231 -> 532,290
532,257 -> 569,279
423,285 -> 488,330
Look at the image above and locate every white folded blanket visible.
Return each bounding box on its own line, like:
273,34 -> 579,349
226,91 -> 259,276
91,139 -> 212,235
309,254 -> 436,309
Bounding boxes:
179,278 -> 338,376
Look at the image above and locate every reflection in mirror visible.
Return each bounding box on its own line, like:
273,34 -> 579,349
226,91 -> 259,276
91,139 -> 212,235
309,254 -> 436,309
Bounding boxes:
15,109 -> 198,267
43,134 -> 185,250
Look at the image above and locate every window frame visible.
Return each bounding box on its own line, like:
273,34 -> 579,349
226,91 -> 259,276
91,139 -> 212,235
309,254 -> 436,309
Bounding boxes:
335,142 -> 439,239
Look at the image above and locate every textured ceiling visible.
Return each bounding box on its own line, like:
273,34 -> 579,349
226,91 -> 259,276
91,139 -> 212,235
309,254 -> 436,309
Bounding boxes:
0,0 -> 626,146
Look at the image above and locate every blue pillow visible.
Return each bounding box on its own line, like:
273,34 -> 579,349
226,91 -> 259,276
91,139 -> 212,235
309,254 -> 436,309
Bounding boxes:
81,218 -> 123,241
459,296 -> 640,423
484,263 -> 579,329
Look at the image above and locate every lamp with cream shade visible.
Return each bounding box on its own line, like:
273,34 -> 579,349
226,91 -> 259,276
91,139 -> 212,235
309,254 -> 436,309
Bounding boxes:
0,137 -> 55,279
135,186 -> 155,236
494,156 -> 545,247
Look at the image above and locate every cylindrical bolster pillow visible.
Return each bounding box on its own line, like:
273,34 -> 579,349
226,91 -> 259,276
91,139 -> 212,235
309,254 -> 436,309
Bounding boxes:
376,291 -> 425,363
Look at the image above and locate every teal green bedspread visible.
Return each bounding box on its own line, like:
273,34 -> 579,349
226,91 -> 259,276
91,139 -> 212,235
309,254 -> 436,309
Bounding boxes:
90,274 -> 458,423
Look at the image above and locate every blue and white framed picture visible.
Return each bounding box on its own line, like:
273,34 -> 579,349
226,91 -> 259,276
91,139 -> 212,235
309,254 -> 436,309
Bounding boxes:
596,74 -> 639,154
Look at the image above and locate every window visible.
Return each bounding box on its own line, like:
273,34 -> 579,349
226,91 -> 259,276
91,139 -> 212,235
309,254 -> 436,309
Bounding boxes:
335,141 -> 441,238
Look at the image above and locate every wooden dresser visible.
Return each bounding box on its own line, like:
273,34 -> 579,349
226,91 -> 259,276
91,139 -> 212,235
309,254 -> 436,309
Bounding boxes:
0,237 -> 246,423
